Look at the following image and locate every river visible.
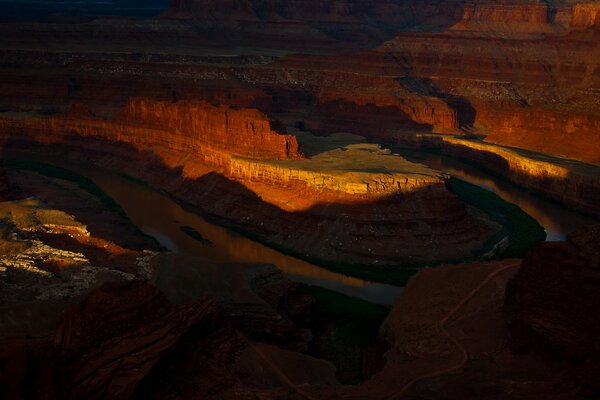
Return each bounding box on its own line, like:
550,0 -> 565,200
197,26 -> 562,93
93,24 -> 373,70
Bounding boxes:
394,148 -> 597,242
45,150 -> 596,306
67,164 -> 405,305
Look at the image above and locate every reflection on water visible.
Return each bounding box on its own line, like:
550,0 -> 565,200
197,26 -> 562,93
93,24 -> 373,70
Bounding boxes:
395,149 -> 597,241
45,146 -> 594,305
65,164 -> 404,305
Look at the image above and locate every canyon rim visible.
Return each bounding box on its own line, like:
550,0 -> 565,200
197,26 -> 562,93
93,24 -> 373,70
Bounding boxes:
0,1 -> 599,399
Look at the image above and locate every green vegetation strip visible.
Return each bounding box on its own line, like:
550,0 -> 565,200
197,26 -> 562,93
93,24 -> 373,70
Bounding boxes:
4,159 -> 127,219
5,158 -> 165,249
180,226 -> 212,245
449,178 -> 546,258
6,158 -> 129,219
218,220 -> 420,286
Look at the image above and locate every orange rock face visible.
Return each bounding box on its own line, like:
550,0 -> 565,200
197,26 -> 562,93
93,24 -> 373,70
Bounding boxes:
0,98 -> 302,165
462,0 -> 548,23
571,2 -> 600,29
117,98 -> 303,160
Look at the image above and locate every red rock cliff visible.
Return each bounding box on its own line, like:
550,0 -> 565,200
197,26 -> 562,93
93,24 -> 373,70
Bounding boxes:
571,2 -> 600,29
117,98 -> 303,160
0,99 -> 303,163
506,224 -> 600,389
457,0 -> 551,28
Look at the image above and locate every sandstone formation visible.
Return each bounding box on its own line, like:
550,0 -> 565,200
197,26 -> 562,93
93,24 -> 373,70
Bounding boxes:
0,93 -> 497,268
506,224 -> 600,389
2,2 -> 600,399
54,281 -> 223,400
1,138 -> 494,268
118,98 -> 303,160
571,2 -> 600,28
393,134 -> 600,217
0,274 -> 337,400
0,167 -> 160,338
0,98 -> 302,163
0,0 -> 598,266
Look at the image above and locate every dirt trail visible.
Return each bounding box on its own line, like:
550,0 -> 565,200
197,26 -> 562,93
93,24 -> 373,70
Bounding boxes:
387,260 -> 521,399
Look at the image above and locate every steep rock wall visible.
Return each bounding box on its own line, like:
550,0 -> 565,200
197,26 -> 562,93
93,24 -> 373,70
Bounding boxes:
394,134 -> 600,217
0,99 -> 303,163
474,102 -> 600,164
118,98 -> 303,160
571,2 -> 600,28
451,0 -> 556,33
506,224 -> 600,389
0,114 -> 494,267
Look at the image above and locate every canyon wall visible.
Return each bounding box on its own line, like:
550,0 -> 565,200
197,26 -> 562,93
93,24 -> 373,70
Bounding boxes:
117,98 -> 303,160
571,2 -> 600,28
165,0 -> 600,34
0,98 -> 303,164
0,107 -> 494,267
506,224 -> 600,389
452,0 -> 556,33
438,137 -> 600,217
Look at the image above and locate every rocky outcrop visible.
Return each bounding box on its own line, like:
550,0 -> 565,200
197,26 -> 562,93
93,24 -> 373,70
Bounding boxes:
117,98 -> 303,160
451,0 -> 555,33
0,275 -> 337,400
506,224 -> 600,389
433,136 -> 600,217
0,281 -> 226,400
0,97 -> 496,268
0,98 -> 303,168
571,2 -> 600,29
54,281 -> 224,400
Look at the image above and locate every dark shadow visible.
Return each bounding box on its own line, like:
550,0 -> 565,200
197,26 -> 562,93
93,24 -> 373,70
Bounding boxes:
307,99 -> 434,141
0,0 -> 169,22
4,160 -> 160,253
3,130 -> 495,286
397,77 -> 477,131
168,1 -> 469,53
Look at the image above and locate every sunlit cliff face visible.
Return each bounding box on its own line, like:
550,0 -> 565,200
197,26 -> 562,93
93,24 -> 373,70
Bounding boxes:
0,98 -> 445,210
0,96 -> 496,267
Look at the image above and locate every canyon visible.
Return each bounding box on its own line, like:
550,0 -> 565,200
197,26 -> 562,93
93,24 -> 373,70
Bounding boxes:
0,0 -> 599,399
0,97 -> 496,268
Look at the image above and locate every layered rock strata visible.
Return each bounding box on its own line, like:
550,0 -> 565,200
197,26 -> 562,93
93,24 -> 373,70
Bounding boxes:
571,2 -> 600,28
0,97 -> 495,267
506,224 -> 600,389
0,276 -> 337,400
0,99 -> 302,163
392,134 -> 600,217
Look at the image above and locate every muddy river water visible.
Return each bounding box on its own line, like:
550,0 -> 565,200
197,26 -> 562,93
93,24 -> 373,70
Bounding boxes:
50,151 -> 596,305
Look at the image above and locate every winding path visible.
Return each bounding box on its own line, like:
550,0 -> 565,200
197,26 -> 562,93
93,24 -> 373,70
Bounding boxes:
239,260 -> 521,400
245,338 -> 321,400
387,260 -> 521,399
